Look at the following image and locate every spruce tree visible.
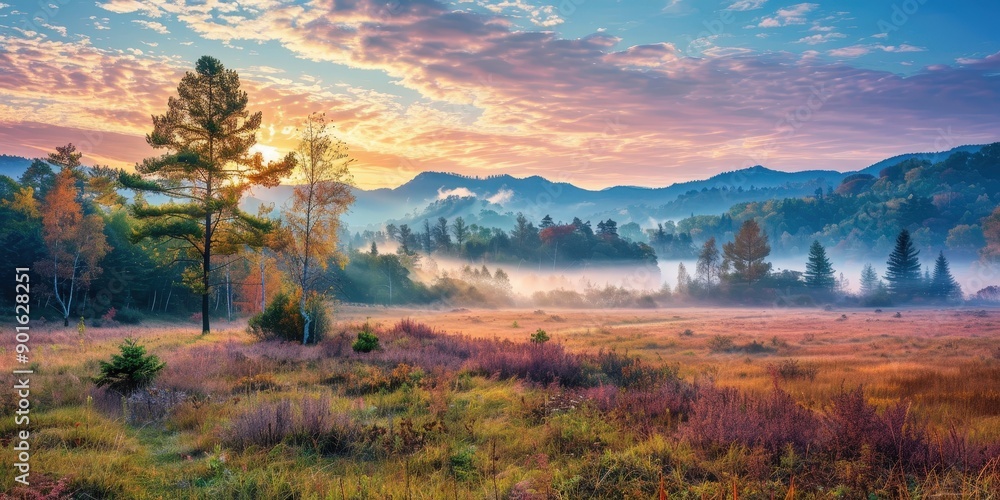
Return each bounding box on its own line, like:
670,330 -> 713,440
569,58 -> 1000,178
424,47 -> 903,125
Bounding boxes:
884,229 -> 922,297
804,240 -> 836,289
859,263 -> 879,296
930,251 -> 960,299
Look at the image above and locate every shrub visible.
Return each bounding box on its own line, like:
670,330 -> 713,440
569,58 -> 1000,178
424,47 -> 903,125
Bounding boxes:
767,359 -> 818,381
474,340 -> 584,386
824,386 -> 931,471
248,291 -> 330,343
707,335 -> 735,352
101,307 -> 117,322
94,338 -> 165,395
114,307 -> 144,325
685,384 -> 819,455
352,323 -> 380,353
590,349 -> 678,390
225,400 -> 293,450
449,445 -> 477,481
739,340 -> 776,354
530,328 -> 550,344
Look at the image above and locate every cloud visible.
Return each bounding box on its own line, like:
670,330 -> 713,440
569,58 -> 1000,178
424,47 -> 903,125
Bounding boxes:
132,20 -> 170,34
438,187 -> 476,199
726,0 -> 767,11
96,0 -> 163,17
3,0 -> 998,189
39,22 -> 67,36
758,3 -> 817,27
479,0 -> 564,27
796,33 -> 845,45
828,43 -> 926,58
661,0 -> 697,17
486,188 -> 514,205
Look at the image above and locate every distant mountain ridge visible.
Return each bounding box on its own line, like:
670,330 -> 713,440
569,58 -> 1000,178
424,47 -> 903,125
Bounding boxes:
1,144 -> 987,228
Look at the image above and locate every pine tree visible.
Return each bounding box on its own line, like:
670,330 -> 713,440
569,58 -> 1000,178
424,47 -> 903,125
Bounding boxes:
930,251 -> 960,299
722,219 -> 771,285
859,263 -> 880,296
120,56 -> 295,335
884,229 -> 922,298
804,240 -> 836,289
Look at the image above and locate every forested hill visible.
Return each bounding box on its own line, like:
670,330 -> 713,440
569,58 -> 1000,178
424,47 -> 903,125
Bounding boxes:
672,143 -> 1000,259
1,144 -> 988,232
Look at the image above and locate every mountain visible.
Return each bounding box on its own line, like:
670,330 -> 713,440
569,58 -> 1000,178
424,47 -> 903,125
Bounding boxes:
2,144 -> 989,230
0,155 -> 33,180
857,144 -> 984,177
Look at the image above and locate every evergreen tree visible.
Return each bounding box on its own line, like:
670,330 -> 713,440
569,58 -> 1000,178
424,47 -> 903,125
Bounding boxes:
884,229 -> 922,298
120,56 -> 295,334
722,219 -> 771,285
930,251 -> 960,299
452,217 -> 468,251
433,217 -> 451,251
540,214 -> 554,228
859,263 -> 880,296
421,219 -> 433,254
804,240 -> 836,289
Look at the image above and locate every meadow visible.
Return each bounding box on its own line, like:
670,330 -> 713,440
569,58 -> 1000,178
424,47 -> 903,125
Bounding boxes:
1,306 -> 998,498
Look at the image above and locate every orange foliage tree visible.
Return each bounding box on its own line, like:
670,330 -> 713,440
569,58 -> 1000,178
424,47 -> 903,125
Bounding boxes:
282,113 -> 355,344
36,170 -> 109,326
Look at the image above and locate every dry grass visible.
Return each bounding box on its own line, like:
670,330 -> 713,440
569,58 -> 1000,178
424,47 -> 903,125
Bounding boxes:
0,306 -> 997,497
337,305 -> 1000,436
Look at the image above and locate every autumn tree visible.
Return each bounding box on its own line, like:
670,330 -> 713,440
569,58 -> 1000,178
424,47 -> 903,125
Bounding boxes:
983,206 -> 1000,262
696,237 -> 720,292
36,170 -> 110,326
722,219 -> 772,285
804,240 -> 836,290
120,56 -> 295,334
283,113 -> 355,344
884,229 -> 922,298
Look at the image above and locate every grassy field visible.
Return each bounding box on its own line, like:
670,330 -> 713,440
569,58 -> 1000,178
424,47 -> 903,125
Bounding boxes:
1,306 -> 998,498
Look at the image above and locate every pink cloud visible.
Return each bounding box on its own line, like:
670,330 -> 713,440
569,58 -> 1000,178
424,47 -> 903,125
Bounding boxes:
0,0 -> 997,190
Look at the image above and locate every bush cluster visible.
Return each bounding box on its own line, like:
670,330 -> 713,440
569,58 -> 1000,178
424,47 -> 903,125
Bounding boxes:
248,291 -> 330,343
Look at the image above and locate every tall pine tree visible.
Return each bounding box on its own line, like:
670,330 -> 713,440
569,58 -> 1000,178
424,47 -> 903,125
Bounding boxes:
804,240 -> 836,290
884,229 -> 922,298
930,251 -> 960,299
121,56 -> 295,334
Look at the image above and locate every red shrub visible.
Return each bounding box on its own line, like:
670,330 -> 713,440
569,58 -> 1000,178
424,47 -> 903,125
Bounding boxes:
474,340 -> 585,386
684,384 -> 819,456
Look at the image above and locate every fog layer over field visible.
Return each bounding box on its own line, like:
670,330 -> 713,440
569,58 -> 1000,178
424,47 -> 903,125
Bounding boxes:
415,254 -> 996,298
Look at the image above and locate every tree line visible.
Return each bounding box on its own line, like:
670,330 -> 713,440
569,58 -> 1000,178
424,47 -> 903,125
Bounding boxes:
674,218 -> 964,305
353,212 -> 658,266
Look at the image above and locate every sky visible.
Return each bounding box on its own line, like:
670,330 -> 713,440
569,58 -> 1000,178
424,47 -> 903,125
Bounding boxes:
1,0 -> 998,189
